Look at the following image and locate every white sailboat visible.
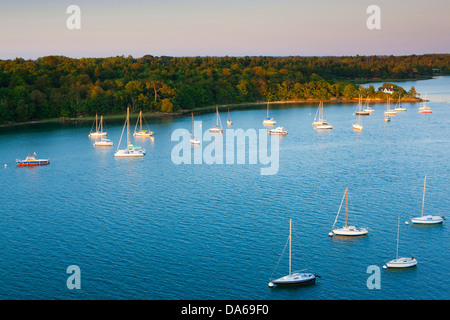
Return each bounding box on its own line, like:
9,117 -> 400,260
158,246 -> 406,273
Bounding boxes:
133,110 -> 153,137
227,108 -> 232,126
384,97 -> 397,115
93,115 -> 113,146
263,102 -> 276,125
384,215 -> 418,269
330,188 -> 368,236
411,176 -> 445,224
209,105 -> 223,133
353,114 -> 363,131
190,112 -> 200,145
114,107 -> 146,157
313,101 -> 333,130
363,97 -> 375,113
394,96 -> 407,112
418,95 -> 432,113
89,114 -> 108,137
268,219 -> 318,287
355,96 -> 370,115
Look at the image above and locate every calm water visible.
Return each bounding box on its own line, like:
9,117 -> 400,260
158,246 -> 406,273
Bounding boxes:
0,77 -> 449,300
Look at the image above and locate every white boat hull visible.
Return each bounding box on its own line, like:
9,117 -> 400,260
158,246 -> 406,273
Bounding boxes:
94,140 -> 113,147
263,119 -> 276,125
114,150 -> 145,157
269,273 -> 316,287
209,128 -> 223,133
352,124 -> 363,131
411,215 -> 444,224
315,124 -> 333,130
386,257 -> 417,268
333,226 -> 368,236
190,139 -> 201,145
89,132 -> 107,137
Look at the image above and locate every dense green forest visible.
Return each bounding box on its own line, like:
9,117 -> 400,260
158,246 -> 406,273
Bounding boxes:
0,54 -> 449,123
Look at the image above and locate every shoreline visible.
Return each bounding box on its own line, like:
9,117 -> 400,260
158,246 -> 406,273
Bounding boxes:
0,97 -> 424,129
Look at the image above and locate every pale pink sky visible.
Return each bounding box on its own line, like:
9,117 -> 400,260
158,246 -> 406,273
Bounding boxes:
0,0 -> 449,59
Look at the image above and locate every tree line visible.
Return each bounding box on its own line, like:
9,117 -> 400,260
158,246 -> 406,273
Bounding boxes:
1,54 -> 448,123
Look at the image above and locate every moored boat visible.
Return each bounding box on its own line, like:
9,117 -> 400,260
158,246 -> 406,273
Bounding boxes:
268,219 -> 318,288
410,176 -> 445,224
384,216 -> 418,269
263,102 -> 276,125
330,188 -> 368,236
268,127 -> 287,135
16,154 -> 50,166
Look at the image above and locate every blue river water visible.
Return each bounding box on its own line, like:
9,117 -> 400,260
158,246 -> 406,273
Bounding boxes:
0,77 -> 449,300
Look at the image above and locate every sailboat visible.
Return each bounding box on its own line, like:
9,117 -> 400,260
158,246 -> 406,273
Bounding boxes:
355,96 -> 370,115
353,114 -> 363,131
313,101 -> 333,130
93,115 -> 113,147
133,110 -> 153,137
89,114 -> 108,137
209,105 -> 223,133
268,219 -> 318,287
394,96 -> 407,112
263,102 -> 276,125
411,176 -> 445,224
330,188 -> 368,236
384,215 -> 418,269
190,112 -> 200,145
363,97 -> 375,113
418,95 -> 432,113
384,97 -> 397,115
114,107 -> 146,157
227,108 -> 232,126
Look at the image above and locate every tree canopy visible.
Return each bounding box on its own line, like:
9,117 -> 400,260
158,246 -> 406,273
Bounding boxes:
1,54 -> 448,123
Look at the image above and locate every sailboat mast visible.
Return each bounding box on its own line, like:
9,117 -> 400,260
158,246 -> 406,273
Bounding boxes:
289,219 -> 292,276
100,115 -> 103,133
396,215 -> 400,259
421,176 -> 427,217
95,114 -> 98,132
126,107 -> 130,149
345,188 -> 348,227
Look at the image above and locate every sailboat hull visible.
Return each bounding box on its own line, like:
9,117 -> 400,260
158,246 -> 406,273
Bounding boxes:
270,273 -> 316,286
315,124 -> 333,130
411,215 -> 444,224
89,132 -> 107,137
386,257 -> 417,268
333,226 -> 368,236
114,150 -> 145,157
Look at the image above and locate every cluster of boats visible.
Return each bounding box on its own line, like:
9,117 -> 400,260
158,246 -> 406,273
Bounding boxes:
14,96 -> 433,164
194,103 -> 288,141
268,175 -> 445,288
312,95 -> 433,131
89,107 -> 152,157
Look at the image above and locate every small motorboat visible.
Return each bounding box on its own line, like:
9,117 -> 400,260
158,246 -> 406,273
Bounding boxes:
384,115 -> 391,122
268,127 -> 287,135
93,138 -> 113,147
16,154 -> 50,166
